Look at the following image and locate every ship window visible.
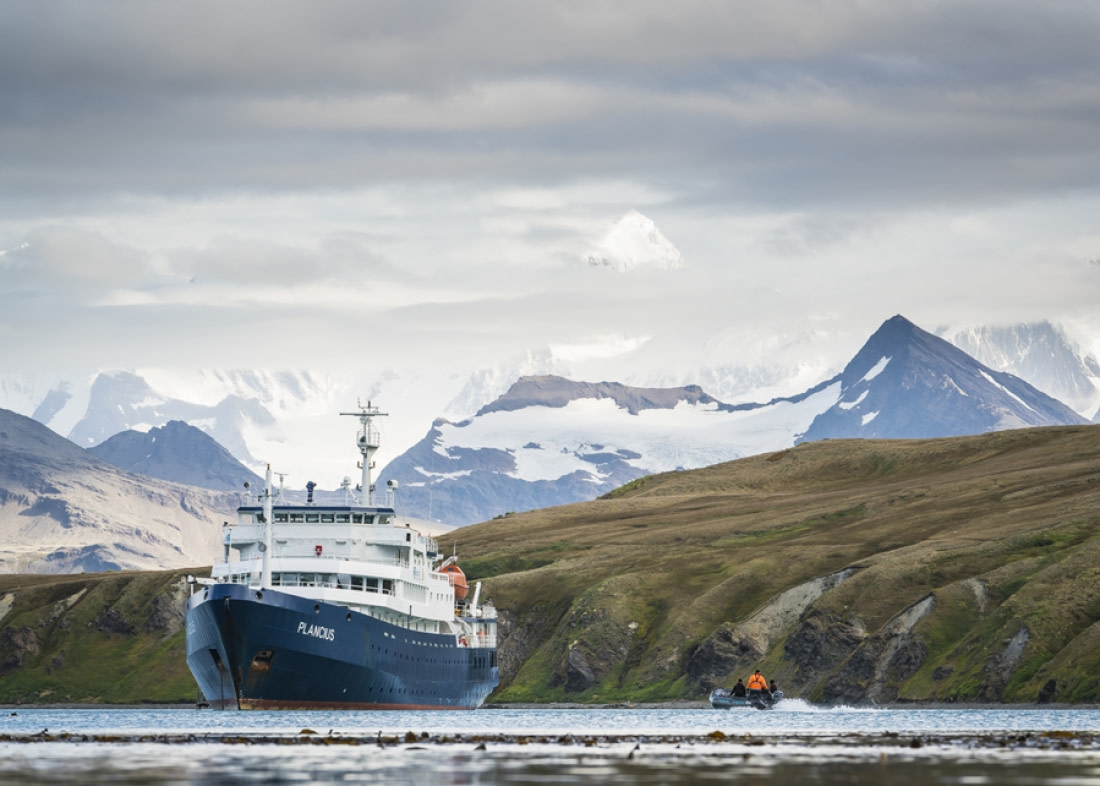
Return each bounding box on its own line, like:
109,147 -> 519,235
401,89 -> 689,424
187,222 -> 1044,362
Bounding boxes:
352,514 -> 364,523
363,515 -> 375,525
351,576 -> 363,591
274,513 -> 288,523
281,573 -> 298,586
336,514 -> 350,523
365,578 -> 379,593
380,516 -> 391,525
290,513 -> 304,523
321,513 -> 334,523
382,579 -> 394,595
306,514 -> 320,523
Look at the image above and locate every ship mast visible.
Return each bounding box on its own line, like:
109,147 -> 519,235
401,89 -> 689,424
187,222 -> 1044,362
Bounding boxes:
341,401 -> 388,505
261,464 -> 273,588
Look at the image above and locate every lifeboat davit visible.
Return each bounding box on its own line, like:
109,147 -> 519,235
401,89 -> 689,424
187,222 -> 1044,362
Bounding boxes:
440,563 -> 469,601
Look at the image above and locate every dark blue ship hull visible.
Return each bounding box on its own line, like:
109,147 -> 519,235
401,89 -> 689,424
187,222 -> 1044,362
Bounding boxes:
185,583 -> 498,710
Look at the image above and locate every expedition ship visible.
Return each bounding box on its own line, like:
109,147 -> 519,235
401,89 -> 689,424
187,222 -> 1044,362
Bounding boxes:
185,403 -> 498,710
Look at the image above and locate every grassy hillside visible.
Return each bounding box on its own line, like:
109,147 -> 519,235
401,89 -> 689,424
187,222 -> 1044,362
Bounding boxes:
0,569 -> 204,705
452,425 -> 1100,704
1,424 -> 1098,706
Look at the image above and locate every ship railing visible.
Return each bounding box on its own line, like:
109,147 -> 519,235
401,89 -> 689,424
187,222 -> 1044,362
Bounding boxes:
245,487 -> 394,508
230,554 -> 412,572
269,573 -> 398,596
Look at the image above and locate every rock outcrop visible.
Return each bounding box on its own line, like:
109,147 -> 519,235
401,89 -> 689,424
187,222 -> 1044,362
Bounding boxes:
686,569 -> 855,691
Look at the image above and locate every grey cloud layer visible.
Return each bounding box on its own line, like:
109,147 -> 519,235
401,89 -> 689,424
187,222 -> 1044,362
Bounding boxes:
5,1 -> 1100,210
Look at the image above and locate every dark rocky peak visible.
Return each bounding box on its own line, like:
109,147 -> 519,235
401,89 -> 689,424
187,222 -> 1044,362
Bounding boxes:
89,420 -> 262,492
799,315 -> 1087,442
477,375 -> 723,417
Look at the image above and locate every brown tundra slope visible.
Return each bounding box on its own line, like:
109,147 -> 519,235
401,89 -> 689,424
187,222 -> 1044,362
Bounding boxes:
453,424 -> 1100,705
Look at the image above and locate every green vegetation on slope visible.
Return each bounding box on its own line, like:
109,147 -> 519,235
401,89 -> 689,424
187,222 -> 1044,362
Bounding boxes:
0,570 -> 204,705
1,424 -> 1099,706
455,425 -> 1100,705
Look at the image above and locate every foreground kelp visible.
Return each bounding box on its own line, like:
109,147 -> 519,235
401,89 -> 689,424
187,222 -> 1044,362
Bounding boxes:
4,734 -> 1100,786
3,730 -> 1100,786
2,729 -> 1099,750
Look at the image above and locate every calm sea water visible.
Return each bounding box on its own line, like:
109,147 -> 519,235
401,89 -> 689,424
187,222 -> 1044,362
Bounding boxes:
1,702 -> 1098,785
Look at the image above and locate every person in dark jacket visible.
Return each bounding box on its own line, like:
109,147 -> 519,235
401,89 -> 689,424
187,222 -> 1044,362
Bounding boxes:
731,679 -> 747,697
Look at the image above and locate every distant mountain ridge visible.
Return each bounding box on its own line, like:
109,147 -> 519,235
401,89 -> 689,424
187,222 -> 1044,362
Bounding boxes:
88,420 -> 264,492
1,313 -> 1097,493
0,408 -> 227,573
476,376 -> 727,416
0,313 -> 1096,546
378,315 -> 1088,526
64,371 -> 277,461
940,321 -> 1100,420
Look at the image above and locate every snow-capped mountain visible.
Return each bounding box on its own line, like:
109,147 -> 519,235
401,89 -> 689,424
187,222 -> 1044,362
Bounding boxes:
0,314 -> 1094,561
2,312 -> 1096,513
0,408 -> 229,573
378,375 -> 841,526
939,321 -> 1100,420
62,371 -> 277,463
799,315 -> 1088,442
378,315 -> 1089,526
583,210 -> 685,271
0,367 -> 459,492
89,420 -> 264,492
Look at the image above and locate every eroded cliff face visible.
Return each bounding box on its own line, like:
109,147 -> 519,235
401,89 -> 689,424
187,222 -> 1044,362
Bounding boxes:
495,604 -> 559,685
815,595 -> 934,705
495,555 -> 1089,706
547,575 -> 649,695
686,569 -> 857,693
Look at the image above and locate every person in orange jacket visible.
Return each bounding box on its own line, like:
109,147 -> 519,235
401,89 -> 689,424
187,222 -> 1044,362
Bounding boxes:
746,670 -> 767,693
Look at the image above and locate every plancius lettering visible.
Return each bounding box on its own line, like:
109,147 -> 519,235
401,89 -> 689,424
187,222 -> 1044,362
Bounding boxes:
296,620 -> 335,642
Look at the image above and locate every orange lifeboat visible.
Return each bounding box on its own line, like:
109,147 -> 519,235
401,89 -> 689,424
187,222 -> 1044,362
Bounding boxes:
440,563 -> 469,601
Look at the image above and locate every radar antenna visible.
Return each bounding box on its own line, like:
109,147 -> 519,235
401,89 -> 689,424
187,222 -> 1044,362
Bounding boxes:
274,472 -> 289,504
340,400 -> 388,505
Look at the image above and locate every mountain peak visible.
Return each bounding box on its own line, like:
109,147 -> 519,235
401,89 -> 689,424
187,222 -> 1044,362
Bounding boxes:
89,419 -> 262,491
799,315 -> 1088,442
583,210 -> 685,272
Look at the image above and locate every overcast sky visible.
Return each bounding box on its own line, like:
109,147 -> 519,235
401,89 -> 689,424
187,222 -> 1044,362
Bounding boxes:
3,1 -> 1100,391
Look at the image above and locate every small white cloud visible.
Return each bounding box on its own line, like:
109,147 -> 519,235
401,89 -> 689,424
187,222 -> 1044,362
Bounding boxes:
4,228 -> 150,291
0,241 -> 30,259
583,210 -> 685,272
550,334 -> 651,363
